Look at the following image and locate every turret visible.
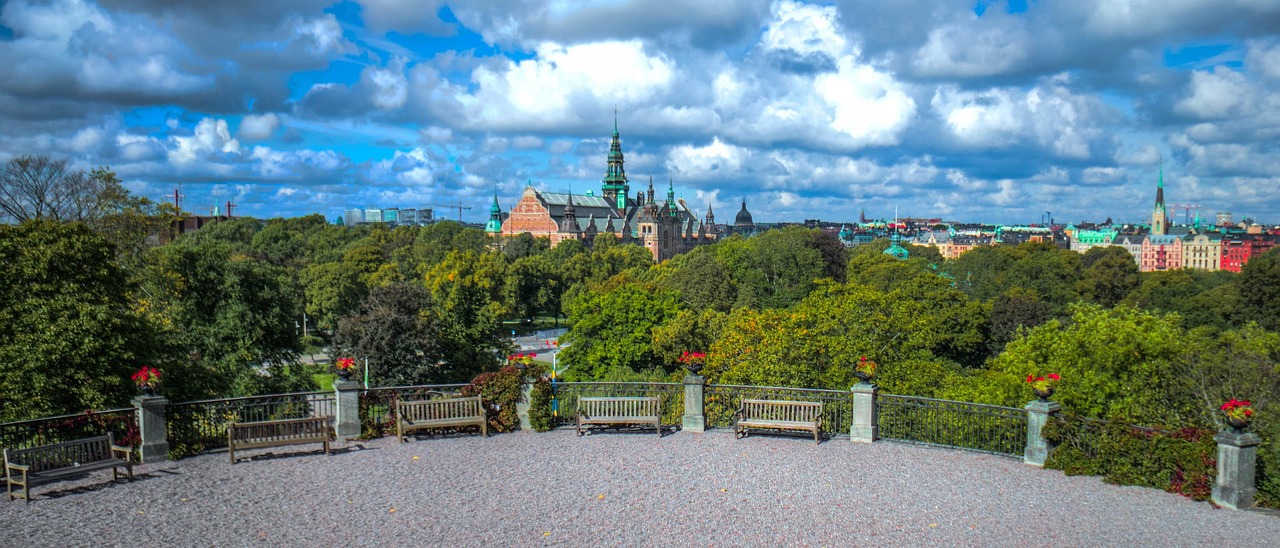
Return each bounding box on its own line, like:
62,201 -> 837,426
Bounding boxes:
485,190 -> 503,234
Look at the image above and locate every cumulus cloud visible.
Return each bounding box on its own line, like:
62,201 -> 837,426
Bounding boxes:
238,113 -> 282,141
1175,67 -> 1256,120
169,118 -> 241,166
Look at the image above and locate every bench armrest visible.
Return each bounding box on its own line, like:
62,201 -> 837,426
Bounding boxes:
6,462 -> 29,472
733,404 -> 745,421
111,444 -> 133,462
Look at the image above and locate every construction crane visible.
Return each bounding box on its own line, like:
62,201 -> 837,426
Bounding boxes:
1176,203 -> 1202,225
435,202 -> 473,222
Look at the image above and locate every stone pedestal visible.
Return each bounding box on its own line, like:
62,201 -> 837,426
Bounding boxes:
682,374 -> 707,433
1212,430 -> 1261,510
333,380 -> 362,443
517,379 -> 534,431
1024,400 -> 1061,467
850,382 -> 878,443
131,395 -> 170,463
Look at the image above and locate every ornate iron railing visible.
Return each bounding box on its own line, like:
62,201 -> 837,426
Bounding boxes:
705,385 -> 853,437
0,408 -> 139,452
550,382 -> 685,427
359,384 -> 468,439
166,391 -> 335,458
877,394 -> 1027,457
1047,415 -> 1169,462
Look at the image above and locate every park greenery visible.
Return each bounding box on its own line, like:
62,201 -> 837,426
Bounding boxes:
2,158 -> 1279,505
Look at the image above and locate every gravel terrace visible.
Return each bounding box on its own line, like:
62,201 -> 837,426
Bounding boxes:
3,428 -> 1278,546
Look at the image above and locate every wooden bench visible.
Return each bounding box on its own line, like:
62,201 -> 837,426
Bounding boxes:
227,417 -> 332,464
396,396 -> 486,442
576,396 -> 662,437
5,433 -> 133,503
734,399 -> 823,444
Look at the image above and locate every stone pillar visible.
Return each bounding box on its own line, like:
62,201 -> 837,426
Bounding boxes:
682,375 -> 707,433
1212,430 -> 1261,510
132,395 -> 170,463
850,382 -> 878,443
1024,400 -> 1061,467
517,378 -> 534,431
333,379 -> 362,443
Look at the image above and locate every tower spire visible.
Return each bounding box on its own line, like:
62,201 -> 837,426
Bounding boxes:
602,112 -> 628,209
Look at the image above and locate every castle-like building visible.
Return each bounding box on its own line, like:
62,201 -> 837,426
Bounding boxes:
487,120 -> 727,262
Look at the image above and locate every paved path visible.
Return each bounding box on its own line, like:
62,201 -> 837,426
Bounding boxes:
2,429 -> 1277,546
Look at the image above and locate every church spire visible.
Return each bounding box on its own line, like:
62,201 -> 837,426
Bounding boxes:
602,113 -> 629,210
1152,165 -> 1168,235
485,189 -> 502,234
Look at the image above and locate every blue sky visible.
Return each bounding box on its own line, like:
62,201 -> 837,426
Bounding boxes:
1,0 -> 1278,225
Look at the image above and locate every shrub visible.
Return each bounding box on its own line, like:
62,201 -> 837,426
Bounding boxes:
1043,414 -> 1216,500
529,378 -> 554,432
462,364 -> 547,433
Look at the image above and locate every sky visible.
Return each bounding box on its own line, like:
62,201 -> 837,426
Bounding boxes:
1,1 -> 1279,226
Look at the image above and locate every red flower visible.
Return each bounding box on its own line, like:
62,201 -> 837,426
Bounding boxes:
336,357 -> 356,371
1048,373 -> 1060,381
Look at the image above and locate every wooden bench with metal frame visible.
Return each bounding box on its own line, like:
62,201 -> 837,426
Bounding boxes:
734,399 -> 823,444
576,396 -> 662,437
395,395 -> 487,442
5,433 -> 134,503
227,416 -> 332,464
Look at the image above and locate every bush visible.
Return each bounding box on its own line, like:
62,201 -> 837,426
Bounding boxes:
529,378 -> 553,432
461,364 -> 546,433
1043,414 -> 1216,500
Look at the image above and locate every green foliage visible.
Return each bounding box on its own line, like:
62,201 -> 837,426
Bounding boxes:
657,247 -> 736,312
460,365 -> 533,433
1123,269 -> 1239,331
528,378 -> 554,432
0,221 -> 159,421
1077,246 -> 1139,307
334,282 -> 444,385
1043,414 -> 1216,500
1238,247 -> 1280,332
952,242 -> 1082,315
421,250 -> 511,381
983,304 -> 1195,424
559,282 -> 683,380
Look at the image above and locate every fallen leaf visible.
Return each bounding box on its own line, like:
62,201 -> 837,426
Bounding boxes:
543,532 -> 551,537
390,508 -> 397,513
412,456 -> 420,460
137,511 -> 145,515
929,524 -> 938,528
597,494 -> 605,500
720,488 -> 727,493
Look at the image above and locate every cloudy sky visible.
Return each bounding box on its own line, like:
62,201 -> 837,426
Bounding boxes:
2,0 -> 1279,225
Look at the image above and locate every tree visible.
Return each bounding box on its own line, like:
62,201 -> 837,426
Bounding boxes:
1238,247 -> 1280,332
334,283 -> 444,385
0,156 -> 124,222
659,247 -> 737,313
139,239 -> 305,398
506,254 -> 560,321
300,261 -> 367,331
1077,246 -> 1140,308
558,282 -> 683,380
0,221 -> 159,420
421,250 -> 511,381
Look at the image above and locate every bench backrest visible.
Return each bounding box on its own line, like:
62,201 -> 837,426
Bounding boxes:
397,396 -> 483,422
229,417 -> 331,442
3,434 -> 116,473
578,397 -> 661,418
740,399 -> 823,422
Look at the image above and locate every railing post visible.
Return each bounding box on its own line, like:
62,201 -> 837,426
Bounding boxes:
517,377 -> 534,430
132,395 -> 170,463
1023,400 -> 1060,467
333,379 -> 361,443
850,382 -> 877,443
1212,429 -> 1261,510
682,374 -> 707,433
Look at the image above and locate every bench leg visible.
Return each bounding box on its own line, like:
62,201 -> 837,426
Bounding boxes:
229,445 -> 236,465
656,420 -> 661,438
324,439 -> 331,456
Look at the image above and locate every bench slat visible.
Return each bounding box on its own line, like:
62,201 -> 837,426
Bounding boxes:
576,397 -> 662,438
228,417 -> 331,464
5,433 -> 134,503
735,399 -> 823,444
396,396 -> 486,442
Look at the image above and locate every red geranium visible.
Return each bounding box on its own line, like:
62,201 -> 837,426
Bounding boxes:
336,357 -> 357,371
131,366 -> 162,388
1026,373 -> 1060,392
677,351 -> 707,364
1221,399 -> 1254,422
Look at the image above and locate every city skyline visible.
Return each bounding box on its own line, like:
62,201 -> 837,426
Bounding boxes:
1,1 -> 1279,225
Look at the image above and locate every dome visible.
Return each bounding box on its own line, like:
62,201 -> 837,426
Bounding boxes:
734,200 -> 754,227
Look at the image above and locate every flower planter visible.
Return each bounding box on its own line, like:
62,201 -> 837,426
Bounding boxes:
1226,416 -> 1251,434
853,371 -> 874,383
684,362 -> 703,375
337,370 -> 352,382
1033,387 -> 1054,402
138,384 -> 155,396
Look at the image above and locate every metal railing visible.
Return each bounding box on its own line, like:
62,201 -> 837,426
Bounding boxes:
550,382 -> 685,427
166,391 -> 335,458
1047,415 -> 1170,463
359,384 -> 468,438
0,408 -> 139,452
877,394 -> 1027,457
705,385 -> 853,437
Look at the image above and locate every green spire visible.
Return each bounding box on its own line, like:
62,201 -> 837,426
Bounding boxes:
485,190 -> 503,234
602,114 -> 628,209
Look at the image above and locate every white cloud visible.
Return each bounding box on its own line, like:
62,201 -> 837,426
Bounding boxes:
762,0 -> 848,60
169,118 -> 241,165
1247,39 -> 1280,80
666,138 -> 748,179
815,59 -> 916,147
914,19 -> 1031,77
369,59 -> 409,110
454,40 -> 675,130
238,113 -> 282,141
931,79 -> 1107,159
1175,67 -> 1255,120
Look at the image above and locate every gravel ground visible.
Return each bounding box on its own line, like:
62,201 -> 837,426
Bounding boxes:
3,428 -> 1278,546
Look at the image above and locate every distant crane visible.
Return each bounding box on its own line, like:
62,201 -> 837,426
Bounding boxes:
1176,203 -> 1202,225
436,202 -> 473,222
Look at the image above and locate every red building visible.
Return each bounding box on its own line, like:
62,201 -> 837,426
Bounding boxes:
1221,235 -> 1279,272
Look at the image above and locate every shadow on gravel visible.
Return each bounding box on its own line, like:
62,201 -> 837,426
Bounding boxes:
32,471 -> 167,501
573,425 -> 679,438
233,446 -> 357,464
397,429 -> 490,442
735,429 -> 828,445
